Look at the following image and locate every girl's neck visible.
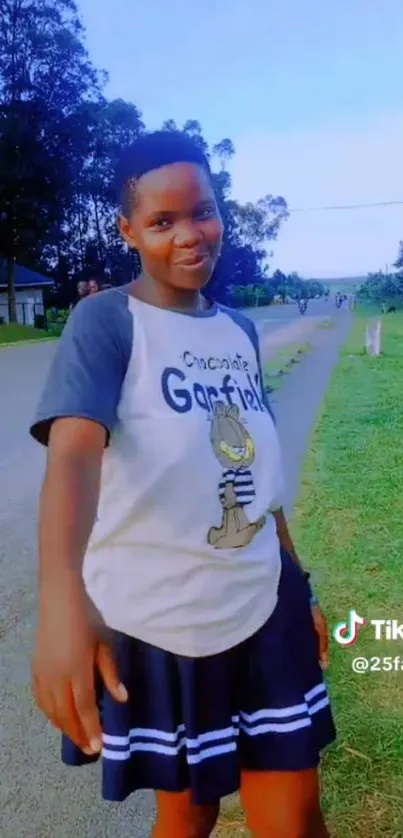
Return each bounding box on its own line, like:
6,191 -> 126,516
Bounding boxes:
129,274 -> 209,313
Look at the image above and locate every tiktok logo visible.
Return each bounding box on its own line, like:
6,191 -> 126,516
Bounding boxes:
333,610 -> 367,646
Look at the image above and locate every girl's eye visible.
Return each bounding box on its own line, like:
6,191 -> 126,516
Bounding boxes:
153,219 -> 171,229
197,207 -> 216,219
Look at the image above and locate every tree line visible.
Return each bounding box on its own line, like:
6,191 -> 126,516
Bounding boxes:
1,0 -> 326,320
0,0 -> 330,321
357,241 -> 403,308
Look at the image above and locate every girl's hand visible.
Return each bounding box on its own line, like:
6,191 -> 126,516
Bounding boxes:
32,573 -> 128,755
311,603 -> 330,671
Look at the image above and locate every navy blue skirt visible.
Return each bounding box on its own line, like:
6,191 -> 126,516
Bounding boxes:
62,550 -> 336,804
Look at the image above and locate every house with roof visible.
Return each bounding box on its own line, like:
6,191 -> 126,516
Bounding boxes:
0,261 -> 54,325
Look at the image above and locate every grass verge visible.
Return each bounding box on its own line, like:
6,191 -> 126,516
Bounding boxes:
264,342 -> 312,392
292,312 -> 403,837
0,324 -> 53,344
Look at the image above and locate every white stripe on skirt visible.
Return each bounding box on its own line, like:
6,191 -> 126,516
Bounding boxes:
102,683 -> 330,764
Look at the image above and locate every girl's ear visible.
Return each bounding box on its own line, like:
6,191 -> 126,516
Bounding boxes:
117,215 -> 138,249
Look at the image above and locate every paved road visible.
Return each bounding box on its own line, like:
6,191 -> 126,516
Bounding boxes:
246,297 -> 337,334
246,297 -> 335,323
0,300 -> 349,838
270,310 -> 353,515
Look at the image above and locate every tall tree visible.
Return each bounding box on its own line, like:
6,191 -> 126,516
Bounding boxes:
182,119 -> 209,157
0,0 -> 103,319
358,270 -> 403,306
0,4 -> 290,315
212,138 -> 235,171
394,240 -> 403,271
229,196 -> 289,250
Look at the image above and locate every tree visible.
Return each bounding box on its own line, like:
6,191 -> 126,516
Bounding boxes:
394,241 -> 403,271
356,240 -> 403,309
0,7 -> 290,314
212,138 -> 235,171
269,272 -> 325,302
271,269 -> 288,302
304,279 -> 325,299
161,119 -> 178,132
229,196 -> 289,251
0,0 -> 104,319
206,174 -> 289,305
182,119 -> 209,157
358,270 -> 403,307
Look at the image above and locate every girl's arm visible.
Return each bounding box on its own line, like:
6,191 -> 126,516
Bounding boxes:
273,507 -> 329,667
39,418 -> 103,586
30,292 -> 132,754
35,417 -> 128,755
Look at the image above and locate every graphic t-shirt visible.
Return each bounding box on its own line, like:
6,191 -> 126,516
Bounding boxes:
218,468 -> 255,506
31,289 -> 285,657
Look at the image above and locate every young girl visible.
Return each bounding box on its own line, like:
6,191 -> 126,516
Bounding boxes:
88,278 -> 100,295
30,131 -> 336,837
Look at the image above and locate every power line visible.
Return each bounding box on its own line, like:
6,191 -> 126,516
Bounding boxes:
289,200 -> 403,214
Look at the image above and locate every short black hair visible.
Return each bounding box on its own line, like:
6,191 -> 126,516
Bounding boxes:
115,130 -> 212,216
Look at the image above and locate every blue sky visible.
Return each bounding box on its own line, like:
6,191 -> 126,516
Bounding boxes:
79,0 -> 403,278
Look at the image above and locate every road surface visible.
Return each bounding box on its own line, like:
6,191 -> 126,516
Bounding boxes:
247,296 -> 334,331
0,299 -> 346,838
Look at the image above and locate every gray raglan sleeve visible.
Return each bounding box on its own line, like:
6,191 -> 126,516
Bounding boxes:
30,291 -> 133,446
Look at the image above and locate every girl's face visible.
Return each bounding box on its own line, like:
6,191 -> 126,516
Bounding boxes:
119,163 -> 223,292
77,280 -> 89,298
88,280 -> 99,294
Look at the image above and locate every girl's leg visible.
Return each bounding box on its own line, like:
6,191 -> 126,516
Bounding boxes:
240,768 -> 329,838
152,790 -> 220,838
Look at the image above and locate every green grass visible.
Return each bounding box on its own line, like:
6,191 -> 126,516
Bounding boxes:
264,342 -> 312,391
0,324 -> 54,344
47,322 -> 64,337
291,312 -> 403,837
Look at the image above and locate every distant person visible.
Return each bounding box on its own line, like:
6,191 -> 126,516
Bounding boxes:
70,280 -> 89,312
30,130 -> 335,838
88,278 -> 100,295
77,279 -> 89,300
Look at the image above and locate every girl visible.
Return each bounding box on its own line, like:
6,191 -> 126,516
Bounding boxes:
88,278 -> 100,295
30,131 -> 336,838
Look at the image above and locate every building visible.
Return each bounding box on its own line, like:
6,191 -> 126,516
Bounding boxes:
0,260 -> 54,325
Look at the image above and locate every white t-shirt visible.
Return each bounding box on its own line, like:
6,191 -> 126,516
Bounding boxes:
31,289 -> 284,657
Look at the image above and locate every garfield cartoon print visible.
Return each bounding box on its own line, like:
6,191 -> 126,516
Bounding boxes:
207,401 -> 266,549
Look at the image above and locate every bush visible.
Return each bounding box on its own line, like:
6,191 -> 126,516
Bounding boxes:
34,313 -> 47,330
47,323 -> 65,337
46,307 -> 69,324
46,307 -> 70,336
228,284 -> 274,308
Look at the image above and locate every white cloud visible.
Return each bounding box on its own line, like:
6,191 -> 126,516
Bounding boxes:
230,112 -> 403,278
